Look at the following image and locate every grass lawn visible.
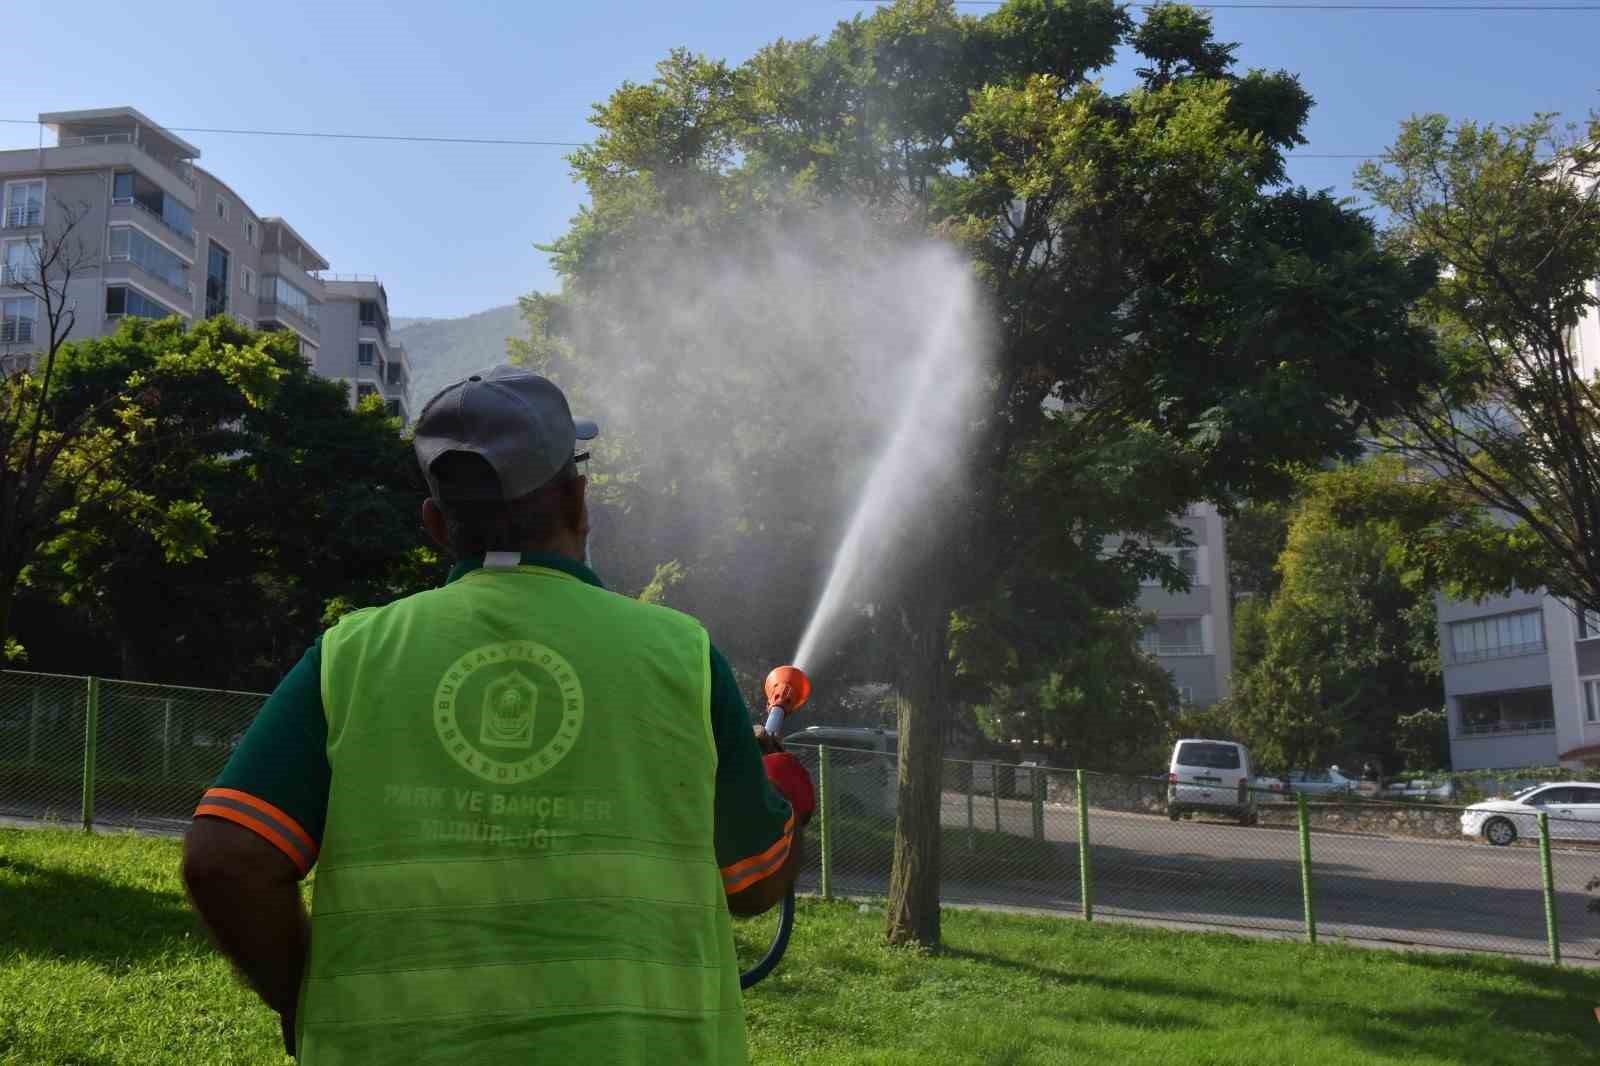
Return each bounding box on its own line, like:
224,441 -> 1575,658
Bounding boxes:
1,826 -> 1596,1065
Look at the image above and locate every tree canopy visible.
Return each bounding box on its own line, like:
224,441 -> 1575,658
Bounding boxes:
521,0 -> 1444,945
1352,112 -> 1600,616
12,317 -> 434,689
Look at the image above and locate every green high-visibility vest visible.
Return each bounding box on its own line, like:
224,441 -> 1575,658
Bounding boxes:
298,559 -> 745,1065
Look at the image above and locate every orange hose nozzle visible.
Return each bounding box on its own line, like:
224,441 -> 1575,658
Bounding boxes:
764,665 -> 811,713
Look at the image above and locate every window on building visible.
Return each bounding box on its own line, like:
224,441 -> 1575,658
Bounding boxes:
386,399 -> 402,418
1457,688 -> 1556,735
1175,548 -> 1198,580
0,296 -> 36,343
270,276 -> 318,322
1449,610 -> 1545,663
2,237 -> 41,285
105,286 -> 177,321
206,241 -> 230,318
113,171 -> 193,241
242,267 -> 255,296
1585,679 -> 1600,724
4,181 -> 44,229
386,362 -> 403,386
215,195 -> 229,221
244,219 -> 256,246
359,300 -> 382,327
108,227 -> 189,294
356,382 -> 379,403
357,342 -> 376,366
1580,610 -> 1600,640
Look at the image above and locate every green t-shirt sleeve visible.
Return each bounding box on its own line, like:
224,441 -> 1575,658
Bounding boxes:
198,638 -> 331,872
708,643 -> 795,888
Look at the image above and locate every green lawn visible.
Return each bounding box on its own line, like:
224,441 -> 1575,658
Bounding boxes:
2,826 -> 1597,1065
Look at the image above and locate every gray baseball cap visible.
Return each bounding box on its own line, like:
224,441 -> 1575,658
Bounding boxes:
412,365 -> 598,502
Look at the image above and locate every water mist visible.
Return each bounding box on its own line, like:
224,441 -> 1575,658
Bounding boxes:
554,212 -> 992,686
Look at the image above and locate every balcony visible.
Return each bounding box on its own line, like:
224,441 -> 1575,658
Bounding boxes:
0,319 -> 36,344
109,198 -> 195,251
57,132 -> 195,189
259,297 -> 321,337
105,257 -> 192,308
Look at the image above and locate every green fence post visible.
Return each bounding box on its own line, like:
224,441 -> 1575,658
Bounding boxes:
1077,769 -> 1094,922
80,676 -> 100,831
1297,792 -> 1317,945
966,766 -> 975,852
818,744 -> 833,902
1538,811 -> 1561,966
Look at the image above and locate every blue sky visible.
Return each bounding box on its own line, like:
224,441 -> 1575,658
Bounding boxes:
3,0 -> 1596,318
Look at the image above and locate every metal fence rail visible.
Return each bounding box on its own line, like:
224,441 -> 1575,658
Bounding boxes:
4,671 -> 1598,966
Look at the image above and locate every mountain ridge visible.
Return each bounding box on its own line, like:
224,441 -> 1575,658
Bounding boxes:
393,304 -> 525,406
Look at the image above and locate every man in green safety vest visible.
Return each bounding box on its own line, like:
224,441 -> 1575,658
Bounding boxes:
182,366 -> 813,1064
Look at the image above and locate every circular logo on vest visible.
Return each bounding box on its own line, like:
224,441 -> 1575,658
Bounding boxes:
433,641 -> 585,784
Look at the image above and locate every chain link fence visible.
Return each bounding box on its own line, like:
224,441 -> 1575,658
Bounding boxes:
5,674 -> 1598,966
0,670 -> 266,832
782,743 -> 1600,966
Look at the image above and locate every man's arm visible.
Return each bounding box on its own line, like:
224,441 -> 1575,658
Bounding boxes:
726,822 -> 804,916
182,817 -> 309,1046
181,638 -> 332,1055
708,645 -> 812,916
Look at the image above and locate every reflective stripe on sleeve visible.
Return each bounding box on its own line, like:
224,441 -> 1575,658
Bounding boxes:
194,787 -> 318,875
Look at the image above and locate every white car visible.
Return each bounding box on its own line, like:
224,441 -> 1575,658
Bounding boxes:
1283,767 -> 1362,797
1460,782 -> 1600,846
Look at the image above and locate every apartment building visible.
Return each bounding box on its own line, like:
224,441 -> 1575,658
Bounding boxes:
320,277 -> 409,423
1436,593 -> 1600,770
1135,502 -> 1234,707
0,107 -> 408,424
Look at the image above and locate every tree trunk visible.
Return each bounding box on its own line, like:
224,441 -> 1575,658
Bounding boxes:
884,580 -> 950,948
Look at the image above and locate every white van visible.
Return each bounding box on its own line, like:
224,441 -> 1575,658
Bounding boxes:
782,726 -> 898,819
1167,738 -> 1257,825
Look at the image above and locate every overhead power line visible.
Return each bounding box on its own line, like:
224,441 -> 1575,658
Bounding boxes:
0,117 -> 586,149
0,116 -> 1391,161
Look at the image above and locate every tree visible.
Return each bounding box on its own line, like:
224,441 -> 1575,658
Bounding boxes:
24,318 -> 433,688
1354,113 -> 1600,616
528,0 -> 1442,947
1225,461 -> 1443,771
0,280 -> 281,658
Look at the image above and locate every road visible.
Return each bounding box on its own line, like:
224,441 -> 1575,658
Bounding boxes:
792,789 -> 1600,966
7,785 -> 1599,965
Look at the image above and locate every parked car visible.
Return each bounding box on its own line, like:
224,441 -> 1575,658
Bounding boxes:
1384,776 -> 1459,803
1282,767 -> 1362,797
1250,775 -> 1293,803
1460,782 -> 1600,846
1167,738 -> 1257,825
782,725 -> 898,818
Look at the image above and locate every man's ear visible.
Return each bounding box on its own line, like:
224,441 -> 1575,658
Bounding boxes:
421,498 -> 451,549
